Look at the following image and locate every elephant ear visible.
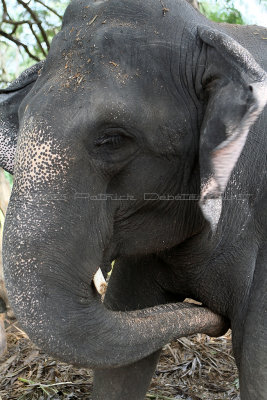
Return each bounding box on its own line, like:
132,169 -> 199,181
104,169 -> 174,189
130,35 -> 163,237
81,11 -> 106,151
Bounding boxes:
0,61 -> 44,174
197,26 -> 267,231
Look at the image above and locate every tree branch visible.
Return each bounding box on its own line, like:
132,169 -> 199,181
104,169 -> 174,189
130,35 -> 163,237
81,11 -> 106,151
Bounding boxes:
17,0 -> 50,50
2,18 -> 33,26
29,24 -> 47,57
34,0 -> 62,19
1,0 -> 8,18
0,29 -> 41,61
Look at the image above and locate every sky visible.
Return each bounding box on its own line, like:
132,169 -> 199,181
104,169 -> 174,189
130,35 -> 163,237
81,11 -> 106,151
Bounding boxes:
235,0 -> 267,26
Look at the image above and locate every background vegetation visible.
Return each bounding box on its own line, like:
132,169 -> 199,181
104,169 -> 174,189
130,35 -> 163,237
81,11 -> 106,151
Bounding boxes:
0,0 -> 68,85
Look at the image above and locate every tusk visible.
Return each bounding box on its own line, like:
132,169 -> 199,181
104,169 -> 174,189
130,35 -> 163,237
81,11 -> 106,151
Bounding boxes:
93,268 -> 107,295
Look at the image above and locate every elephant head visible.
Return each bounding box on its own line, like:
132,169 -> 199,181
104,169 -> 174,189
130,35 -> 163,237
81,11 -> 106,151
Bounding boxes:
1,0 -> 266,368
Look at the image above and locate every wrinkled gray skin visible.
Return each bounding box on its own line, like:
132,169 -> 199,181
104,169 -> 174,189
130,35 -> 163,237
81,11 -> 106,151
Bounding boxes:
1,0 -> 267,399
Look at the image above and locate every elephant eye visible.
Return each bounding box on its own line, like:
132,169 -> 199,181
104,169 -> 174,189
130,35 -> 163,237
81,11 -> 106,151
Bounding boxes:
95,132 -> 131,150
93,129 -> 137,165
95,134 -> 123,148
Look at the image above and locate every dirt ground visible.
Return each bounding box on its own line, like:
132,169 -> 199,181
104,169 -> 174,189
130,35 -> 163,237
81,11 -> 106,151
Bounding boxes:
0,317 -> 240,400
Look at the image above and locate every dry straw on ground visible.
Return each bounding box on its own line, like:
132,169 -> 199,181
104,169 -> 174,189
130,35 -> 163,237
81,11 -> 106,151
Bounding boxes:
0,317 -> 239,400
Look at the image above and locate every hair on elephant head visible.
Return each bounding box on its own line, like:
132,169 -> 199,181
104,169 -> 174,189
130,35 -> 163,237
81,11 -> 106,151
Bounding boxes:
0,0 -> 267,399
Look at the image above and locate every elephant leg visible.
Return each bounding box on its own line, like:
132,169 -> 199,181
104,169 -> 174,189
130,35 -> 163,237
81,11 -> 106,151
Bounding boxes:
93,351 -> 161,400
92,255 -> 183,400
232,246 -> 267,400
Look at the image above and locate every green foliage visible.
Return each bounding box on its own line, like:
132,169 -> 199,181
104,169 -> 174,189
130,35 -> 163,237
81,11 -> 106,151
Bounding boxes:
199,1 -> 245,25
0,0 -> 69,86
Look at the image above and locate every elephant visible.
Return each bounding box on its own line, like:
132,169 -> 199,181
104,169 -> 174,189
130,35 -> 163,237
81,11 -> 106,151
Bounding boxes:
0,0 -> 267,399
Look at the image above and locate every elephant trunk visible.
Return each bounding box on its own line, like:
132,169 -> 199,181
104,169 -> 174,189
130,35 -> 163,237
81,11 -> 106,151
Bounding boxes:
3,194 -> 226,368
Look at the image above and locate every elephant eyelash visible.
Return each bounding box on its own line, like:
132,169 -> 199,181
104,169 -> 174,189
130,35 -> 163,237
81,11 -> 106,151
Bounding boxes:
95,133 -> 128,149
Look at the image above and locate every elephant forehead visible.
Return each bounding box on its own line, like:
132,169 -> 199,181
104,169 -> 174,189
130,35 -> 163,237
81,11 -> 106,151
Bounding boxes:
31,26 -> 182,131
23,56 -> 189,161
62,0 -> 157,32
40,0 -> 178,90
52,27 -> 173,87
40,0 -> 193,95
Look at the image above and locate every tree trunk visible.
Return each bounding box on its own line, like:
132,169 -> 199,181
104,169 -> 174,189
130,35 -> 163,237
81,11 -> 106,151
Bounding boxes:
0,168 -> 11,304
186,0 -> 200,10
0,168 -> 12,356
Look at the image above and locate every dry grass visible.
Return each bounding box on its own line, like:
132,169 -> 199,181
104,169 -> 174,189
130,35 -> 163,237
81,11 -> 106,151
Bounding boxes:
0,318 -> 239,400
147,332 -> 239,400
